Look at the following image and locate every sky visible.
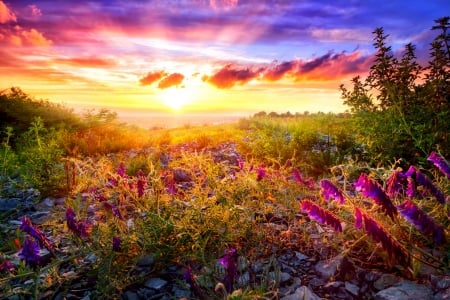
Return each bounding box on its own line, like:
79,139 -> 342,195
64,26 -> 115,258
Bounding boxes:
0,0 -> 448,126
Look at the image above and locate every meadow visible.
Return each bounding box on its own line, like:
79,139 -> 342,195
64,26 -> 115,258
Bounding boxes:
0,18 -> 449,299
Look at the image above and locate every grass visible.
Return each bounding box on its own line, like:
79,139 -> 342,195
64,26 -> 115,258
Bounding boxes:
0,114 -> 449,299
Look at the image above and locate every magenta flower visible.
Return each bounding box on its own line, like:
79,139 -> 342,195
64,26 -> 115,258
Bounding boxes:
354,207 -> 409,266
237,158 -> 244,171
301,200 -> 342,232
166,176 -> 177,195
354,173 -> 397,220
220,245 -> 239,293
19,236 -> 40,267
0,259 -> 14,273
20,216 -> 55,254
386,170 -> 407,198
102,202 -> 124,219
66,207 -> 91,238
293,168 -> 315,190
320,179 -> 344,204
136,170 -> 147,197
117,162 -> 127,178
256,165 -> 267,181
428,152 -> 450,179
112,236 -> 122,252
397,200 -> 445,245
405,166 -> 446,204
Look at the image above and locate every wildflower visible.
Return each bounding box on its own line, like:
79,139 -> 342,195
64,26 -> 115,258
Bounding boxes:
103,202 -> 123,219
166,176 -> 177,195
427,152 -> 450,179
397,200 -> 445,245
386,170 -> 407,198
117,162 -> 127,178
301,200 -> 342,232
220,245 -> 239,293
405,166 -> 446,204
354,207 -> 409,266
354,173 -> 397,220
66,207 -> 91,238
256,165 -> 267,181
237,158 -> 244,171
19,236 -> 40,267
0,259 -> 14,273
293,168 -> 316,190
136,170 -> 147,197
20,216 -> 55,254
112,236 -> 121,252
320,179 -> 345,204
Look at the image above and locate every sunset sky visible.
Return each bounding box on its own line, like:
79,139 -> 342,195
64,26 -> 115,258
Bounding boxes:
0,0 -> 448,125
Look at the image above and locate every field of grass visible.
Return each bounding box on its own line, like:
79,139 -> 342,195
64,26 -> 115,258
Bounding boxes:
0,112 -> 448,299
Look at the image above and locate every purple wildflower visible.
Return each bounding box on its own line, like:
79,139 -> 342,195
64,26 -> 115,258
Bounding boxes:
117,162 -> 127,178
237,159 -> 244,171
112,236 -> 121,252
20,216 -> 55,254
397,200 -> 445,245
166,176 -> 177,195
136,170 -> 147,197
320,179 -> 345,204
256,165 -> 267,181
293,168 -> 316,190
66,207 -> 91,238
354,207 -> 409,266
386,170 -> 407,198
354,173 -> 397,220
19,236 -> 40,267
428,152 -> 450,179
219,245 -> 239,293
405,166 -> 446,204
0,260 -> 14,273
301,200 -> 342,232
103,202 -> 124,219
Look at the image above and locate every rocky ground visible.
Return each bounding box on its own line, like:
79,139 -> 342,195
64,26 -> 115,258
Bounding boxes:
1,143 -> 449,300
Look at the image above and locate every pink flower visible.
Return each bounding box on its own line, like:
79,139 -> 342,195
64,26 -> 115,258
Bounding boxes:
301,200 -> 342,232
256,165 -> 267,181
428,152 -> 450,179
293,168 -> 315,190
320,179 -> 344,204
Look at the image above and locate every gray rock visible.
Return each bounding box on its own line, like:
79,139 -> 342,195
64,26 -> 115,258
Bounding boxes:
173,168 -> 192,183
123,291 -> 140,300
0,198 -> 21,211
144,278 -> 168,290
281,286 -> 322,300
345,281 -> 359,297
314,254 -> 344,280
373,273 -> 401,291
374,280 -> 432,300
434,287 -> 450,300
431,275 -> 450,290
137,255 -> 155,267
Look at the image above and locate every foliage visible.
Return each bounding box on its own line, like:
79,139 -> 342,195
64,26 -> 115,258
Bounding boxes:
340,17 -> 450,166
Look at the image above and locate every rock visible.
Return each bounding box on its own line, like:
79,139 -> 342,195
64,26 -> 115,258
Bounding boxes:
345,281 -> 359,297
434,287 -> 450,300
0,198 -> 21,211
123,291 -> 140,300
374,280 -> 432,300
373,273 -> 402,291
137,255 -> 155,267
431,275 -> 450,290
144,278 -> 168,290
173,169 -> 192,183
314,254 -> 344,280
281,286 -> 322,300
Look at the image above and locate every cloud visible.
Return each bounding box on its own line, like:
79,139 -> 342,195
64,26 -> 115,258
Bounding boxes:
139,71 -> 167,86
203,64 -> 261,88
0,0 -> 16,23
55,56 -> 115,68
27,4 -> 42,18
158,73 -> 184,89
264,60 -> 298,81
20,28 -> 52,46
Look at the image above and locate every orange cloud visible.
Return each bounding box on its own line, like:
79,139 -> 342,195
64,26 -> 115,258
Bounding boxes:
203,64 -> 261,88
55,57 -> 116,68
20,28 -> 52,46
0,0 -> 16,23
263,60 -> 299,81
158,73 -> 184,89
140,71 -> 167,86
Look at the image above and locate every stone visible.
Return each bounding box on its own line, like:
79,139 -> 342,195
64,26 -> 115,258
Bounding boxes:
314,254 -> 344,280
345,281 -> 359,297
144,277 -> 168,290
123,291 -> 140,300
373,273 -> 401,291
434,287 -> 450,300
281,286 -> 322,300
0,198 -> 21,211
137,255 -> 155,267
374,280 -> 432,300
173,168 -> 192,183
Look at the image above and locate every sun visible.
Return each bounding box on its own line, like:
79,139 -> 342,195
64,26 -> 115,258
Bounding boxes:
159,86 -> 193,111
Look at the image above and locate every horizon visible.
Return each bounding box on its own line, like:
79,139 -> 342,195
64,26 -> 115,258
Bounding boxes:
1,0 -> 448,121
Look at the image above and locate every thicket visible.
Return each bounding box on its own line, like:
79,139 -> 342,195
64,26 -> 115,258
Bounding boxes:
340,17 -> 450,167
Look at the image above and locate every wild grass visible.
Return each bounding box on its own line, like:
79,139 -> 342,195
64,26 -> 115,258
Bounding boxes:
0,114 -> 449,299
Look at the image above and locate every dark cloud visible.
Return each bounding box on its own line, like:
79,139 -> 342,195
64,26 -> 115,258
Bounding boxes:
140,71 -> 166,86
204,64 -> 262,88
264,60 -> 298,81
158,73 -> 184,89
